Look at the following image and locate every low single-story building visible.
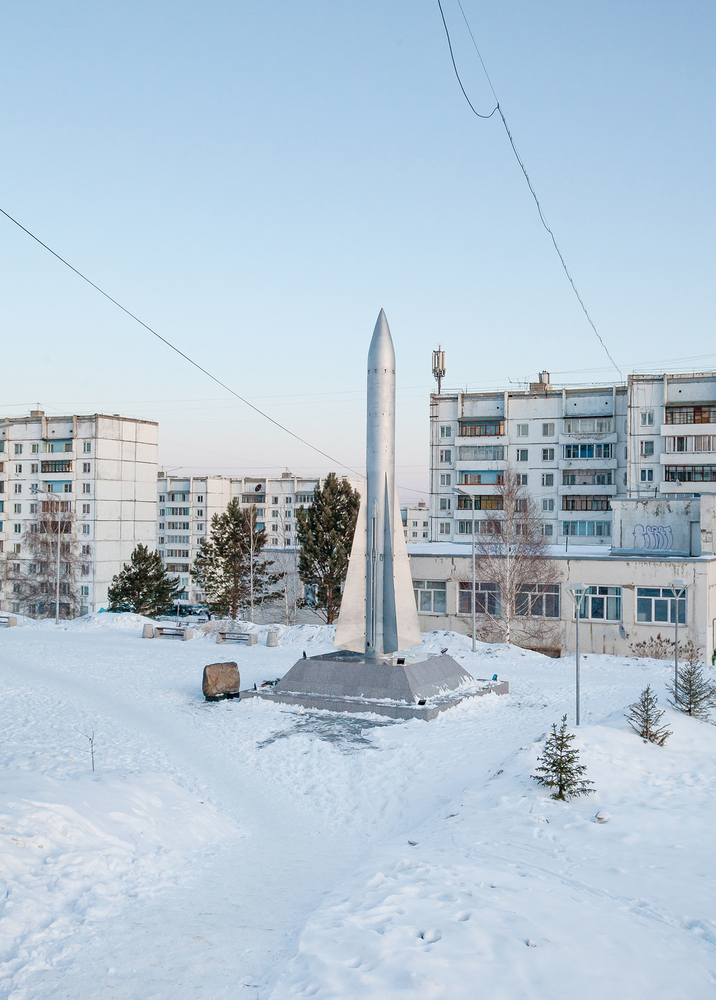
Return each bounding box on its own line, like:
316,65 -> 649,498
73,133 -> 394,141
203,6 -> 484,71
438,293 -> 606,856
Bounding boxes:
407,496 -> 716,659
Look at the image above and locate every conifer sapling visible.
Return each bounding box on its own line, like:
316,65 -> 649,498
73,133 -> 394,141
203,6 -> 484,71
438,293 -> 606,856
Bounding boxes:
667,657 -> 716,720
532,715 -> 595,801
625,685 -> 671,745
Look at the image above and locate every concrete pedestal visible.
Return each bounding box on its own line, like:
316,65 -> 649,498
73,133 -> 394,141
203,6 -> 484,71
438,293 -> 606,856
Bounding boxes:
242,650 -> 508,721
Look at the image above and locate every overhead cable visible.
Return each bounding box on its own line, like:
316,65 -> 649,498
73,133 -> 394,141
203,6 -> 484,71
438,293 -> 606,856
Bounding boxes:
437,0 -> 622,378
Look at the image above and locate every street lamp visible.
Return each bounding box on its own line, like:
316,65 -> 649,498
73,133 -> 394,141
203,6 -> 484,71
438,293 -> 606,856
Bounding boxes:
669,578 -> 687,691
30,484 -> 70,626
453,485 -> 476,652
566,583 -> 589,725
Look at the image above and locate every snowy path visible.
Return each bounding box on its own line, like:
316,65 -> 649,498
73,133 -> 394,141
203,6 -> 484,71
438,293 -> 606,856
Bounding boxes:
1,617 -> 715,997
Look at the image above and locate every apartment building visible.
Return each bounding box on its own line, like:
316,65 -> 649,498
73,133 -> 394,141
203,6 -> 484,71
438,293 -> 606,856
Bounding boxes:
429,372 -> 716,544
0,411 -> 158,616
401,503 -> 430,541
157,471 -> 362,605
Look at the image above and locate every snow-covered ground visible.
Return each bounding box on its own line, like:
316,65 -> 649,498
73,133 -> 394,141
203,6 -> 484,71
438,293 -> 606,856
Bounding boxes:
1,614 -> 715,998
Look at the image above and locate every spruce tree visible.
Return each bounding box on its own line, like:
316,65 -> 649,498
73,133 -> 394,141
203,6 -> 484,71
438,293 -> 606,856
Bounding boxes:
625,685 -> 671,745
107,544 -> 181,616
192,500 -> 281,620
532,715 -> 595,801
667,660 -> 716,719
295,473 -> 360,624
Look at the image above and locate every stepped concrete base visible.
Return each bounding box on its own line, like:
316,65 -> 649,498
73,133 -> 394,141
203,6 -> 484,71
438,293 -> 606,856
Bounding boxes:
241,650 -> 509,721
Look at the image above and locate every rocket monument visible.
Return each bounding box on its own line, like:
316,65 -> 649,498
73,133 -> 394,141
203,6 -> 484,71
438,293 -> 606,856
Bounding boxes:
334,309 -> 422,657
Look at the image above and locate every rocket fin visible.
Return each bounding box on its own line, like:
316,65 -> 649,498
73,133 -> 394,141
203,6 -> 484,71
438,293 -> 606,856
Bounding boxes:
334,483 -> 367,653
392,485 -> 423,651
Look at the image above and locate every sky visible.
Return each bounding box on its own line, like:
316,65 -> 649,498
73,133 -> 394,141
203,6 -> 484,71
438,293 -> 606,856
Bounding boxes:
1,1 -> 714,501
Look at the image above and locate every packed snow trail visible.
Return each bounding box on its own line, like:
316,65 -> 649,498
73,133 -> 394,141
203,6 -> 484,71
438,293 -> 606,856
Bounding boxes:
1,616 -> 714,997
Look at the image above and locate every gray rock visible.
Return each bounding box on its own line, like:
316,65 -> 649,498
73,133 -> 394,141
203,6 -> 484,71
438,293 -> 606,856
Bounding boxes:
203,661 -> 241,700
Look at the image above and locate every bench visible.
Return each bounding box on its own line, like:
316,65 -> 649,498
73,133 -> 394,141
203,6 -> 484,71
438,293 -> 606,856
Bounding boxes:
0,614 -> 17,628
154,626 -> 194,641
216,631 -> 257,645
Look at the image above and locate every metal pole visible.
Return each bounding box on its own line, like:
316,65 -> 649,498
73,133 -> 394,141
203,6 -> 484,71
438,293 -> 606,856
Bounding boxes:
471,493 -> 476,653
55,508 -> 61,626
575,596 -> 581,726
674,599 -> 679,691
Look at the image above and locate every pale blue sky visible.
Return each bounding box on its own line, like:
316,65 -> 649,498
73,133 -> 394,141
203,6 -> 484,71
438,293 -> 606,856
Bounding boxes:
2,1 -> 714,499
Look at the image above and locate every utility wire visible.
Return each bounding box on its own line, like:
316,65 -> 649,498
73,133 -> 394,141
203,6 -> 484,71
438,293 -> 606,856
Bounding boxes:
0,206 -> 364,478
437,0 -> 622,378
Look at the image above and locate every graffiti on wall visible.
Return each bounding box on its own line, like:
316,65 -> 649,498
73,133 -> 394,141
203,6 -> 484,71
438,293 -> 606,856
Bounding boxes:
632,524 -> 674,551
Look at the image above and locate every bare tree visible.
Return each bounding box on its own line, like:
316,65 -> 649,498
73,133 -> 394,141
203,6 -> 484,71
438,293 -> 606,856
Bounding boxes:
8,500 -> 83,619
457,471 -> 559,646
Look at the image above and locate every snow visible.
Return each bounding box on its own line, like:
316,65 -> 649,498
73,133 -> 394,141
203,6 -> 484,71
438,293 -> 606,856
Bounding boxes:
1,615 -> 715,997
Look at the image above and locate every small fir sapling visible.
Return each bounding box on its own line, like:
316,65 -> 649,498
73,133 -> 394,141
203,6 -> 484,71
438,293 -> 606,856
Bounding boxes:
625,685 -> 671,745
667,657 -> 716,720
532,715 -> 595,801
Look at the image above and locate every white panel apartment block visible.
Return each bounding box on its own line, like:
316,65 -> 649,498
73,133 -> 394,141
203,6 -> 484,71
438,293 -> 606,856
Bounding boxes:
0,411 -> 158,615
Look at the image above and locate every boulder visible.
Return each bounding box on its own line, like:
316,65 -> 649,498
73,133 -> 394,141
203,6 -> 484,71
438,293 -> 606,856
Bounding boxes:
202,661 -> 241,701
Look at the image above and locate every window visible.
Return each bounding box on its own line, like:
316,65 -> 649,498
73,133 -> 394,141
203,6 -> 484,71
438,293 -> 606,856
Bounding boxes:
285,496 -> 293,504
297,493 -> 314,504
440,473 -> 452,486
440,426 -> 452,438
439,498 -> 451,511
196,509 -> 204,517
574,586 -> 622,621
272,510 -> 279,518
458,420 -> 504,437
640,469 -> 654,482
459,471 -> 504,485
640,441 -> 654,457
13,523 -> 21,533
636,587 -> 686,624
516,449 -> 528,462
30,444 -> 38,454
541,474 -> 554,487
413,580 -> 447,614
516,424 -> 528,437
196,495 -> 204,503
562,496 -> 611,511
562,470 -> 613,486
82,524 -> 90,535
542,524 -> 554,536
562,521 -> 612,536
640,411 -> 654,426
30,463 -> 38,473
665,466 -> 716,483
169,507 -> 190,515
14,484 -> 21,494
14,444 -> 22,455
457,445 -> 505,461
82,483 -> 91,494
29,503 -> 37,513
272,496 -> 279,504
197,523 -> 204,531
63,483 -> 72,493
665,405 -> 716,425
82,503 -> 91,514
457,495 -> 503,511
542,498 -> 554,511
516,584 -> 560,618
15,464 -> 22,474
81,586 -> 89,596
83,442 -> 91,452
563,418 -> 613,433
438,522 -> 451,535
542,448 -> 555,461
13,544 -> 20,553
518,474 -> 528,486
167,521 -> 190,529
563,444 -> 613,459
64,442 -> 72,452
13,503 -> 21,513
82,462 -> 91,473
515,498 -> 527,512
440,449 -> 452,463
41,461 -> 72,473
542,423 -> 555,437
459,581 -> 500,616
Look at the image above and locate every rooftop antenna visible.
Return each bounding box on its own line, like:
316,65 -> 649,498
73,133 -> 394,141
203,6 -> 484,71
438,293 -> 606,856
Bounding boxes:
432,346 -> 446,395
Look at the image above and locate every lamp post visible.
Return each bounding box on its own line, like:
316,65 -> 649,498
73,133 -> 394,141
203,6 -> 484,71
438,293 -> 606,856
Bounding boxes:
453,486 -> 476,652
566,583 -> 588,725
30,484 -> 68,626
669,578 -> 686,691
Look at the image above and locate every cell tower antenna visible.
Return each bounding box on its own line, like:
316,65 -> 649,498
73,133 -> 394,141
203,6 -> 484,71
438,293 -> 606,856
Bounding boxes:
432,346 -> 446,395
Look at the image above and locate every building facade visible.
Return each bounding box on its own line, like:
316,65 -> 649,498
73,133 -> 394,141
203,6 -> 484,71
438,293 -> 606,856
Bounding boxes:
429,372 -> 716,545
0,411 -> 158,615
408,495 -> 716,660
401,503 -> 430,542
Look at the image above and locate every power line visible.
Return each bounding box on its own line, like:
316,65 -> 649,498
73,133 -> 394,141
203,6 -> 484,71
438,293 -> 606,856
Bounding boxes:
0,206 -> 364,479
436,0 -> 622,379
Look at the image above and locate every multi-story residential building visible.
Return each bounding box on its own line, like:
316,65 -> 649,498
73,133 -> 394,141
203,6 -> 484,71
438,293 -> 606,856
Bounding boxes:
429,372 -> 716,545
0,411 -> 158,616
157,471 -> 362,605
401,503 -> 430,541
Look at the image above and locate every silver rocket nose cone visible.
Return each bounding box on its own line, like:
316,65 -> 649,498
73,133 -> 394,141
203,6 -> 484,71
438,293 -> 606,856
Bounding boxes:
368,309 -> 395,369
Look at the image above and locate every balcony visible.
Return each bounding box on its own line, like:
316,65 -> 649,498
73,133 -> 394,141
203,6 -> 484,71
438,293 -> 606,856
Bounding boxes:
558,433 -> 617,446
559,482 -> 617,496
660,422 -> 716,438
559,457 -> 617,471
